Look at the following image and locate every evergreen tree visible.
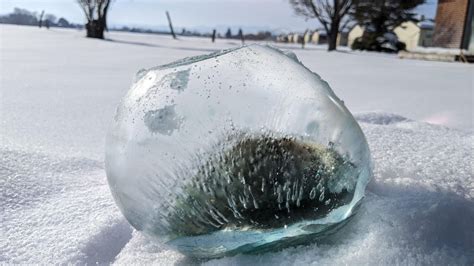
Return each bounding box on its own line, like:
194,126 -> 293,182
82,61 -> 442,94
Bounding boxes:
225,28 -> 232,39
352,0 -> 425,35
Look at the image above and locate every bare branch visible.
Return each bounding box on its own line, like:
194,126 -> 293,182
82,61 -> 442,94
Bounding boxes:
76,0 -> 111,22
289,0 -> 355,50
77,0 -> 92,21
308,1 -> 330,32
76,0 -> 112,38
340,16 -> 353,31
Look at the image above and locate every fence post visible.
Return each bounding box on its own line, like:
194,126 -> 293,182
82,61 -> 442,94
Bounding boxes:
38,10 -> 44,28
238,28 -> 244,45
166,11 -> 176,39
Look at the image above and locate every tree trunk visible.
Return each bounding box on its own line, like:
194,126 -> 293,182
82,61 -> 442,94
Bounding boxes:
327,19 -> 340,51
86,20 -> 105,39
328,29 -> 338,51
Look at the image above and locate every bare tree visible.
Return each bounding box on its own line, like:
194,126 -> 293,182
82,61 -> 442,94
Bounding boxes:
290,0 -> 353,51
77,0 -> 111,39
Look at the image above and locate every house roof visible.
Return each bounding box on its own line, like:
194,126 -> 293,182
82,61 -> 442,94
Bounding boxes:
419,21 -> 434,30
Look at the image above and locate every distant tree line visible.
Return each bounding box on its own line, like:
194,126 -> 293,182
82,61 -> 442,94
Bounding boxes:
221,28 -> 273,41
0,8 -> 82,29
114,26 -> 273,41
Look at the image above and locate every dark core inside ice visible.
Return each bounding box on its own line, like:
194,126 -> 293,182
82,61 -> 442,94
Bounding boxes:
165,134 -> 355,239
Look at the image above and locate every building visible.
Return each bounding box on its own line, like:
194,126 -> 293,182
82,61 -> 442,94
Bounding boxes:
310,31 -> 319,44
348,25 -> 364,48
394,21 -> 434,50
347,22 -> 434,50
291,33 -> 300,43
277,30 -> 346,46
432,0 -> 474,52
418,23 -> 435,47
338,32 -> 349,46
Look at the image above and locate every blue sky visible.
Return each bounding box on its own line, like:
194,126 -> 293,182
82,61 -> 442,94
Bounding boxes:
0,0 -> 438,33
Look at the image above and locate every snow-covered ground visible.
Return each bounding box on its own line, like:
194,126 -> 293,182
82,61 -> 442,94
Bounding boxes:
1,25 -> 473,264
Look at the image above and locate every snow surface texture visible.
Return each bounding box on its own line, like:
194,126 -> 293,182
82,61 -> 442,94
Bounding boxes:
1,25 -> 473,264
412,47 -> 472,55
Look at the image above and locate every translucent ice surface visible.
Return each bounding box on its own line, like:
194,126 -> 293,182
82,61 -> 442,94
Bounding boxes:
105,44 -> 372,258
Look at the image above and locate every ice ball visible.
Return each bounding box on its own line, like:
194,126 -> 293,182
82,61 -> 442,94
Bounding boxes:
105,44 -> 372,258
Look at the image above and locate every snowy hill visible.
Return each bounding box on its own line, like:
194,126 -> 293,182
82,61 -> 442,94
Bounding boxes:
1,25 -> 473,264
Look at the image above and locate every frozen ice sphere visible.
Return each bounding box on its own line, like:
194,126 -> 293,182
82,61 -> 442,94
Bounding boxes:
105,44 -> 372,258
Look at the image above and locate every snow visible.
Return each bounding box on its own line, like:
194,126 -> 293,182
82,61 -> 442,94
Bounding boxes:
412,46 -> 472,55
1,25 -> 473,264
